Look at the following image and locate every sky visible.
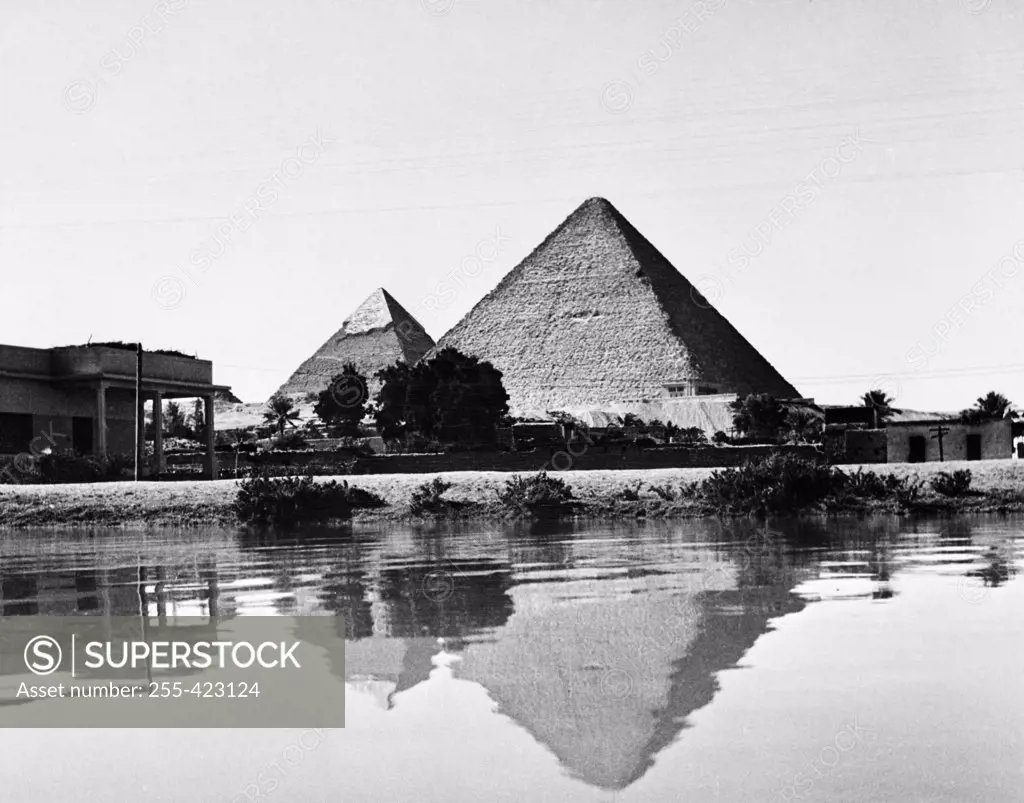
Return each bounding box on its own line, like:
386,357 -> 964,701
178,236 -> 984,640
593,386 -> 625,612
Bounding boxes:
1,0 -> 1022,412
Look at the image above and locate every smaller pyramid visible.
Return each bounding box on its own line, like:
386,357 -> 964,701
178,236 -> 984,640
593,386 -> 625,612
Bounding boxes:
273,288 -> 434,401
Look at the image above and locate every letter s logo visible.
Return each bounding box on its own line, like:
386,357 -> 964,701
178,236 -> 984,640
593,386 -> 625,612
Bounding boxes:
25,636 -> 62,675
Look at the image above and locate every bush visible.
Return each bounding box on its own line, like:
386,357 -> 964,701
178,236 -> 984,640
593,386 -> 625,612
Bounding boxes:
619,480 -> 644,501
930,469 -> 972,497
13,453 -> 135,484
233,470 -> 385,524
834,468 -> 898,499
712,430 -> 730,445
272,431 -> 308,451
832,468 -> 931,509
894,477 -> 926,509
497,471 -> 574,516
648,483 -> 674,501
38,453 -> 104,483
699,454 -> 834,516
676,427 -> 708,446
409,478 -> 454,515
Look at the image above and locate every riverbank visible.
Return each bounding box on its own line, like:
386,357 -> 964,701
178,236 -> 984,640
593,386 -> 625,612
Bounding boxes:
1,459 -> 1023,528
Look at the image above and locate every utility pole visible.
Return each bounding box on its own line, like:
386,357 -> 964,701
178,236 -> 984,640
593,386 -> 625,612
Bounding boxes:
135,342 -> 143,482
929,424 -> 950,462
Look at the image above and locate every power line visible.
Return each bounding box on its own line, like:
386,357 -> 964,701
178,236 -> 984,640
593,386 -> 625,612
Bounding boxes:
8,161 -> 1024,230
793,364 -> 1024,384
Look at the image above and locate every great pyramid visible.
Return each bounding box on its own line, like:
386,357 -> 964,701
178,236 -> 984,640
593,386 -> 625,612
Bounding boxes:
273,287 -> 434,401
430,197 -> 798,414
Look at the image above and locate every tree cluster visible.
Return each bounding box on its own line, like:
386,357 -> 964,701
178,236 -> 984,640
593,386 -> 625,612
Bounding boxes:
373,348 -> 509,444
729,394 -> 823,443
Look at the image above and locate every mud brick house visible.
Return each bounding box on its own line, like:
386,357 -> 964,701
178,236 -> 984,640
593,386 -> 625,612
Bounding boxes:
0,343 -> 231,477
886,418 -> 1013,463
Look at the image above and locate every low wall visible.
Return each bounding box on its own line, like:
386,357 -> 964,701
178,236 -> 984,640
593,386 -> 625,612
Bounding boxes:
842,429 -> 887,464
188,444 -> 824,477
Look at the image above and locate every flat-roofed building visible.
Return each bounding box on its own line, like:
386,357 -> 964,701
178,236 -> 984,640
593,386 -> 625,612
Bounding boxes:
0,342 -> 231,478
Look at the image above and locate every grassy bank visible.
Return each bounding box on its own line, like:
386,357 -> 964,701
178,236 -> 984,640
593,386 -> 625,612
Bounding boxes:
1,459 -> 1023,529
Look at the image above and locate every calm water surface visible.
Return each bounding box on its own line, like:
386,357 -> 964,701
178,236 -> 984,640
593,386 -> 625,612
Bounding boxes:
0,516 -> 1021,802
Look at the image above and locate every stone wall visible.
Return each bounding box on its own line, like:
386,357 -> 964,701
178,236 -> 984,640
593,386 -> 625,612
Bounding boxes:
207,444 -> 823,477
842,429 -> 887,464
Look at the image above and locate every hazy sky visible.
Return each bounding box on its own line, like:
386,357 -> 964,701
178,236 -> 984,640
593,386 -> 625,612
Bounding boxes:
2,0 -> 1022,411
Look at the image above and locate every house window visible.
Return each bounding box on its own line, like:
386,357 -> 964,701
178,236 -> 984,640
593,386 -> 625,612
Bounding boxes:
0,413 -> 33,454
665,381 -> 720,398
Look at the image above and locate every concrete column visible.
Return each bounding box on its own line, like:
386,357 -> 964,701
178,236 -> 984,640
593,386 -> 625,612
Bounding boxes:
153,392 -> 164,477
203,395 -> 217,479
95,384 -> 108,458
137,391 -> 147,478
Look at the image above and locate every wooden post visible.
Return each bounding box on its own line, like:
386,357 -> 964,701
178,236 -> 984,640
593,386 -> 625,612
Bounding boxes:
153,392 -> 164,477
95,383 -> 108,457
203,395 -> 217,480
929,424 -> 950,462
135,343 -> 143,481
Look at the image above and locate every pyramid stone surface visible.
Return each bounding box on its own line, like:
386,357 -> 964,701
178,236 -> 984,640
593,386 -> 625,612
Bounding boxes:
429,198 -> 798,414
273,288 -> 434,401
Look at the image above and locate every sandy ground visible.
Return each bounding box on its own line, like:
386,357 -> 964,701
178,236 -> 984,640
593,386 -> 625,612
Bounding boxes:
0,459 -> 1021,528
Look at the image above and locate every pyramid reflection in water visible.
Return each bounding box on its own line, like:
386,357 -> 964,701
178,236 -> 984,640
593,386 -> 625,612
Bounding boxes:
342,549 -> 806,791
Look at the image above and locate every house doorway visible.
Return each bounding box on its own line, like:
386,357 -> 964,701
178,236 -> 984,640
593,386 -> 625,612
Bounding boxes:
966,434 -> 982,461
908,435 -> 926,463
73,417 -> 93,455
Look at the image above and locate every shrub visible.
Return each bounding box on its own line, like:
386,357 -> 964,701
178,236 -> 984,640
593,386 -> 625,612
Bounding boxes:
619,480 -> 644,501
233,470 -> 385,524
409,477 -> 454,515
0,457 -> 41,484
894,476 -> 926,509
712,430 -> 731,445
677,427 -> 708,446
930,469 -> 972,497
699,454 -> 833,516
21,453 -> 135,484
37,453 -> 104,483
834,468 -> 895,499
272,431 -> 308,451
648,483 -> 678,502
497,471 -> 574,516
832,468 -> 933,509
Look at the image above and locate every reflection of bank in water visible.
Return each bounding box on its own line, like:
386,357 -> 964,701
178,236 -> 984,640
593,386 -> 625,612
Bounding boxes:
0,535 -> 245,619
0,549 -> 240,691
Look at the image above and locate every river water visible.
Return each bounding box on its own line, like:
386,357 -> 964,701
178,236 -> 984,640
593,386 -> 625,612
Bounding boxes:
0,515 -> 1021,802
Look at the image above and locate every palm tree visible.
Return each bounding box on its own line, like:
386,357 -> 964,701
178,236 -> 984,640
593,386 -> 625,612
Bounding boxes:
787,408 -> 823,443
861,389 -> 894,427
729,394 -> 789,440
262,395 -> 302,435
975,391 -> 1012,420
